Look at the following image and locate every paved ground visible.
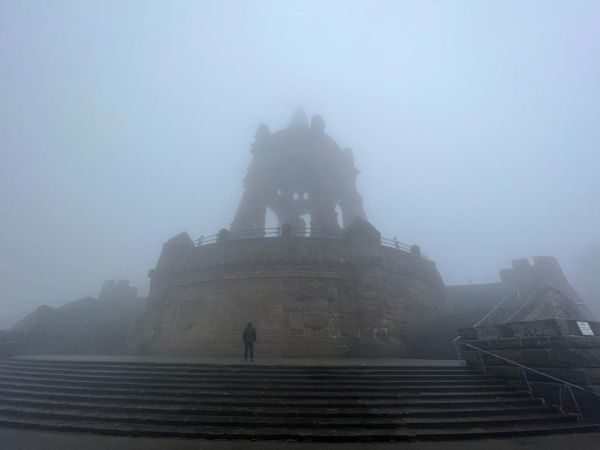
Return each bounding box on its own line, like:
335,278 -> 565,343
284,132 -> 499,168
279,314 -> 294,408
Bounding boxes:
12,355 -> 464,366
1,428 -> 599,450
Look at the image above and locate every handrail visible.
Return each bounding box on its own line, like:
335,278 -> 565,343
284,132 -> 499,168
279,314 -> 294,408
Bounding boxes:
451,335 -> 463,360
460,342 -> 591,393
452,286 -> 519,358
380,237 -> 411,252
473,294 -> 511,327
506,286 -> 540,323
458,340 -> 600,420
193,226 -> 426,258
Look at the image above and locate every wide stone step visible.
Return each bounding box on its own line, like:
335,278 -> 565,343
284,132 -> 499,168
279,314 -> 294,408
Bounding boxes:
2,359 -> 596,442
0,413 -> 596,441
4,359 -> 469,372
0,387 -> 538,408
406,413 -> 579,429
0,369 -> 499,386
0,381 -> 528,400
414,423 -> 600,440
1,359 -> 471,370
0,405 -> 579,429
0,364 -> 487,381
0,378 -> 518,396
0,373 -> 508,390
0,395 -> 557,418
0,363 -> 478,380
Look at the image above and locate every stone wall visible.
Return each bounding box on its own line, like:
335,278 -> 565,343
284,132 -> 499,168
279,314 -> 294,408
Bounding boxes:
409,282 -> 513,358
11,284 -> 145,355
459,320 -> 600,422
130,226 -> 445,358
0,330 -> 25,357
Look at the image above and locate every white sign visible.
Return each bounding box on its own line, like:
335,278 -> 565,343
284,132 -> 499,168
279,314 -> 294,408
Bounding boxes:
577,321 -> 595,336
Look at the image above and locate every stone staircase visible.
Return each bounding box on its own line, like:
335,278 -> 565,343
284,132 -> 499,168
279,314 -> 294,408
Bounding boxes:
0,358 -> 598,441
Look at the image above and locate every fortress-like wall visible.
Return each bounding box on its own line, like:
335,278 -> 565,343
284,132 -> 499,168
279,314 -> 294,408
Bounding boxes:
130,223 -> 445,358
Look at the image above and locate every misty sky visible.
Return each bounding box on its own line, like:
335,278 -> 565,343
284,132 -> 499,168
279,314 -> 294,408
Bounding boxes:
1,1 -> 599,327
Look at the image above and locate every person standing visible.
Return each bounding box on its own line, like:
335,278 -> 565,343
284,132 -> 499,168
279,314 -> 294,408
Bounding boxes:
243,322 -> 257,362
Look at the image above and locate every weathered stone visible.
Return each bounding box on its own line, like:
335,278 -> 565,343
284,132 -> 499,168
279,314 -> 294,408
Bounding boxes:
130,114 -> 446,358
486,338 -> 523,349
517,336 -> 552,348
547,349 -> 600,368
461,321 -> 600,420
520,349 -> 553,366
523,367 -> 600,385
546,335 -> 600,349
499,320 -> 562,338
230,109 -> 366,233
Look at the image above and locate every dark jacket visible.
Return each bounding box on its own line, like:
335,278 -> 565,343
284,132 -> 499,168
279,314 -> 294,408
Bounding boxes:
243,324 -> 256,344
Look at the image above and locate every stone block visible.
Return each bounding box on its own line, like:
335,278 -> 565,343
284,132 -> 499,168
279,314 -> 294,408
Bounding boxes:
476,325 -> 503,340
523,367 -> 600,386
547,349 -> 600,368
487,338 -> 522,350
518,336 -> 551,348
546,336 -> 600,349
499,320 -> 562,338
520,349 -> 552,366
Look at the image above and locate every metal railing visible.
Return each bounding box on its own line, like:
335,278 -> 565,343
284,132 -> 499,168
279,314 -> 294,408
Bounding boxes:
469,284 -> 541,329
195,227 -> 284,246
193,226 -> 426,258
472,293 -> 513,328
380,236 -> 412,252
506,287 -> 540,323
452,286 -> 526,360
456,340 -> 600,421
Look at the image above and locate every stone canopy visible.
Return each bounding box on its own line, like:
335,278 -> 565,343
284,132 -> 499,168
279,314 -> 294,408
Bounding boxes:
230,108 -> 367,234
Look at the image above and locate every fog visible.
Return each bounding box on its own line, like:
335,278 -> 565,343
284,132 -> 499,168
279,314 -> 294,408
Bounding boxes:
1,1 -> 599,328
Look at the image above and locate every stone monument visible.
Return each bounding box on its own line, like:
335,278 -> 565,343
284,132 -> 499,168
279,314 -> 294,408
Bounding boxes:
130,111 -> 446,357
230,108 -> 367,234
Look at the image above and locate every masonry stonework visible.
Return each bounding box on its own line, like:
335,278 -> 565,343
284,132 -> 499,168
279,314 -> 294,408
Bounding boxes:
130,112 -> 446,357
131,222 -> 445,357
